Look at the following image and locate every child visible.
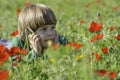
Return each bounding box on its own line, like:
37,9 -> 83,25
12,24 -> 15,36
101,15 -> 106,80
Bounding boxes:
11,3 -> 67,57
0,39 -> 11,49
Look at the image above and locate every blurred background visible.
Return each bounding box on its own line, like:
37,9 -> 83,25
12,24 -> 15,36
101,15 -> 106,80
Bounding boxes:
0,0 -> 120,79
0,0 -> 120,40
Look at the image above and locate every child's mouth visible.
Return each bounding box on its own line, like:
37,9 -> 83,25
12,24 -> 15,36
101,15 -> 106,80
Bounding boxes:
47,40 -> 53,47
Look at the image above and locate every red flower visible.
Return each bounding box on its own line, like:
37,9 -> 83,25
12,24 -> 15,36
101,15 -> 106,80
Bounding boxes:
56,7 -> 61,11
0,69 -> 9,80
0,44 -> 5,54
13,56 -> 21,62
94,69 -> 107,76
24,2 -> 31,6
102,2 -> 107,7
17,8 -> 21,17
20,49 -> 27,54
95,0 -> 101,3
0,45 -> 10,66
13,62 -> 18,67
102,47 -> 108,54
85,3 -> 90,8
89,21 -> 102,33
73,42 -> 82,49
66,42 -> 73,46
113,6 -> 119,11
107,72 -> 117,79
11,30 -> 19,37
91,34 -> 103,42
80,20 -> 85,24
115,34 -> 120,40
94,69 -> 117,79
109,26 -> 117,31
95,53 -> 101,61
6,47 -> 20,56
53,43 -> 59,50
92,52 -> 101,61
0,61 -> 3,66
0,25 -> 2,29
0,52 -> 9,64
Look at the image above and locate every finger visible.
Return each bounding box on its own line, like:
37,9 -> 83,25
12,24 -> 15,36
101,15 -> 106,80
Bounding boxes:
35,38 -> 42,50
30,44 -> 32,48
28,34 -> 32,39
33,34 -> 41,42
38,34 -> 43,42
35,37 -> 39,44
28,33 -> 35,41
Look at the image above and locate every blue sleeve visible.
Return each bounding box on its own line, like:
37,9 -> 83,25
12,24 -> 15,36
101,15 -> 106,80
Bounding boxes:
58,35 -> 68,45
0,39 -> 11,49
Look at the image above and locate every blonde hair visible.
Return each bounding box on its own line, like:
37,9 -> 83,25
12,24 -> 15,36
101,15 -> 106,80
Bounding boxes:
18,3 -> 57,40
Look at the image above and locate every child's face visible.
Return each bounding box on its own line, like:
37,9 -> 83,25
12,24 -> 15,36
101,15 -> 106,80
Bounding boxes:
35,25 -> 58,48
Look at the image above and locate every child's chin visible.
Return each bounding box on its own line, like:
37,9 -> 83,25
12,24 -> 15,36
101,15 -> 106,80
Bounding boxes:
41,43 -> 47,48
42,40 -> 53,48
41,42 -> 50,48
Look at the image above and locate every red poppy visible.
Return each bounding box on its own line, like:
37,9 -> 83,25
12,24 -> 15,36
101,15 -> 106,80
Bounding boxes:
115,34 -> 120,40
0,61 -> 3,66
95,0 -> 101,3
13,56 -> 21,62
11,30 -> 19,37
0,25 -> 2,29
56,7 -> 61,11
89,21 -> 102,33
109,26 -> 117,31
107,72 -> 117,79
0,69 -> 9,80
97,34 -> 103,39
80,20 -> 85,24
66,42 -> 73,46
92,52 -> 101,61
94,69 -> 107,76
85,3 -> 90,8
53,43 -> 59,50
96,0 -> 101,3
102,2 -> 107,7
20,49 -> 27,54
73,42 -> 82,49
17,8 -> 21,17
24,2 -> 31,6
91,34 -> 103,42
113,6 -> 119,11
0,52 -> 9,62
0,44 -> 5,54
13,62 -> 18,67
102,47 -> 108,54
95,53 -> 101,61
7,47 -> 20,56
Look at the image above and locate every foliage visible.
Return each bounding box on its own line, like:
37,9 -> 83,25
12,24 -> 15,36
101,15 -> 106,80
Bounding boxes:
0,0 -> 120,80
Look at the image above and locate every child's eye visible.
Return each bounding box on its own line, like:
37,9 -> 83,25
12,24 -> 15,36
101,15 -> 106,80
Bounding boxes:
43,27 -> 47,31
51,26 -> 55,30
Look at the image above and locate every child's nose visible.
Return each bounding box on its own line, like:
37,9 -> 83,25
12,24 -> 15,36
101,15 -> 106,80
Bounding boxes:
47,29 -> 54,36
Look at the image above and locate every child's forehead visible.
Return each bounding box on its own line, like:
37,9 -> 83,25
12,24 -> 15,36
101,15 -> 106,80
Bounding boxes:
39,24 -> 55,29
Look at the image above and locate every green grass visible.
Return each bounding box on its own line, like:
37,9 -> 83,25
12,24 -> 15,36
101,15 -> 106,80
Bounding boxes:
0,0 -> 120,80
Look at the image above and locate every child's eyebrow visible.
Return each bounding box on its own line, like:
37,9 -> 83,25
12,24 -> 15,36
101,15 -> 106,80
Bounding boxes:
26,25 -> 55,33
43,25 -> 55,28
38,25 -> 55,30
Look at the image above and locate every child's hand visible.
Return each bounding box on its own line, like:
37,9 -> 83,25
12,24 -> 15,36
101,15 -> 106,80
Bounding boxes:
28,34 -> 42,56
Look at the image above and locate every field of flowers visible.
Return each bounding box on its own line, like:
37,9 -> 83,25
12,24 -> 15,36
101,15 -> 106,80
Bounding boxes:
0,0 -> 120,80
